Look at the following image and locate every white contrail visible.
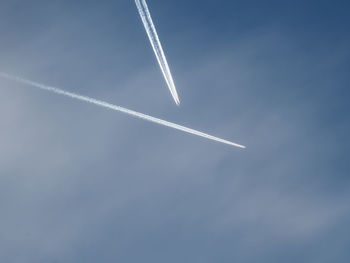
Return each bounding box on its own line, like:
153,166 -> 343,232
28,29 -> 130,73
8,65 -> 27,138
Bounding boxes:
0,72 -> 245,149
135,0 -> 180,105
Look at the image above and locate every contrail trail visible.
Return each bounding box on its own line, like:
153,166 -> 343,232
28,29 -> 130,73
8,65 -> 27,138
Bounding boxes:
135,0 -> 180,105
0,72 -> 245,149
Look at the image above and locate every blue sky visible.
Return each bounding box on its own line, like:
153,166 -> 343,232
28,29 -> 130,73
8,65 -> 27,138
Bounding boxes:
0,0 -> 349,262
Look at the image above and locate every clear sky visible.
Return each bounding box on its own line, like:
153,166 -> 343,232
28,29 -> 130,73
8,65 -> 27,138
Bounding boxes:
0,0 -> 349,262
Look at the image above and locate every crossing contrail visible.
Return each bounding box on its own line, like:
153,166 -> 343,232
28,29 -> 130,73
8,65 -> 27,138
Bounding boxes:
135,0 -> 180,105
0,72 -> 245,149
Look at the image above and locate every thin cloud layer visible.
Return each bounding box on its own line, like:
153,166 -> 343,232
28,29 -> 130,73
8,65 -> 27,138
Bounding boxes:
0,1 -> 349,262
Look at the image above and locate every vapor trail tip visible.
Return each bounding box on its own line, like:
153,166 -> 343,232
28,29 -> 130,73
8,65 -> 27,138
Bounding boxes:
173,93 -> 180,106
233,143 -> 246,149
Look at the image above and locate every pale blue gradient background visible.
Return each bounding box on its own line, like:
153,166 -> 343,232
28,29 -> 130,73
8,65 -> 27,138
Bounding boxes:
0,0 -> 349,262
